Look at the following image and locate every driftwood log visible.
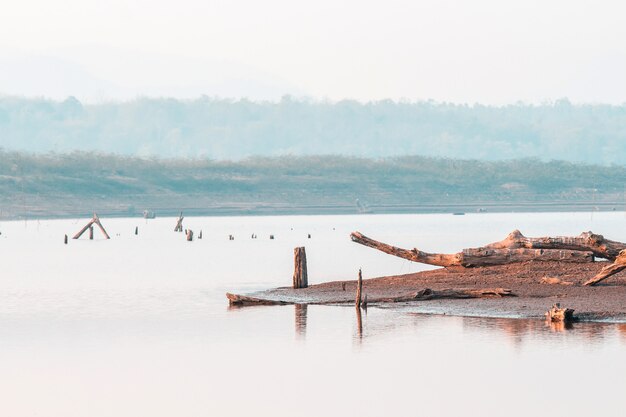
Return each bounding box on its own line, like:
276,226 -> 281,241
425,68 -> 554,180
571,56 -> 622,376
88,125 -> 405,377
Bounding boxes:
584,249 -> 626,286
226,287 -> 514,306
350,231 -> 594,268
485,230 -> 625,261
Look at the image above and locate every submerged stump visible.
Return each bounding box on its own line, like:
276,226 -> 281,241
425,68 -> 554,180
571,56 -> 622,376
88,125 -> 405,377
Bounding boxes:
545,303 -> 575,322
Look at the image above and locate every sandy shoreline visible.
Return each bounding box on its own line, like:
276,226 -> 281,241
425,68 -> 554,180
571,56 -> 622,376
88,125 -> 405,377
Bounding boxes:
228,261 -> 626,323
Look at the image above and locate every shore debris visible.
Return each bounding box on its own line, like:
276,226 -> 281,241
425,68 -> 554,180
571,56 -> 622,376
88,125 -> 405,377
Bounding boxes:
584,249 -> 626,286
545,303 -> 575,322
540,276 -> 573,285
226,287 -> 514,306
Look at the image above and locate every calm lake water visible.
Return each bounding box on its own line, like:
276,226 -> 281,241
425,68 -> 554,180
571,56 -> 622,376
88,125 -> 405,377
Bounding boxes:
1,212 -> 625,417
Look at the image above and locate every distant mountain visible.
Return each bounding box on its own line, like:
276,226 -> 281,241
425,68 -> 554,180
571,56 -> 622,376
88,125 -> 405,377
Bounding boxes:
1,96 -> 626,164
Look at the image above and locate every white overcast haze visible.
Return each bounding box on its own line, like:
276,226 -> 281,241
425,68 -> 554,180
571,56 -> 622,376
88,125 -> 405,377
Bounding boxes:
1,0 -> 625,104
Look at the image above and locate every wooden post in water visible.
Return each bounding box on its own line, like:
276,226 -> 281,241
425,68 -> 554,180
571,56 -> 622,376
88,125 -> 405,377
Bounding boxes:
174,212 -> 184,232
64,234 -> 68,244
355,268 -> 363,308
198,230 -> 202,239
186,229 -> 194,241
73,213 -> 111,240
293,247 -> 308,289
135,226 -> 138,235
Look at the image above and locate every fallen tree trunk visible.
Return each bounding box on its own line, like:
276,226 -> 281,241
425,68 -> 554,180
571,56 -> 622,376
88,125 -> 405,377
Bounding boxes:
226,287 -> 514,306
350,231 -> 594,268
583,249 -> 626,286
486,230 -> 625,261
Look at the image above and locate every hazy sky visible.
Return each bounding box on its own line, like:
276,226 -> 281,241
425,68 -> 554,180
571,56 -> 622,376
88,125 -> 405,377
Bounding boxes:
1,0 -> 625,104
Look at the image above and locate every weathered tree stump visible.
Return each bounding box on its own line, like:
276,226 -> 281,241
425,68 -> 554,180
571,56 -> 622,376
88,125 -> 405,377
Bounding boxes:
293,247 -> 308,289
186,229 -> 194,241
545,303 -> 575,322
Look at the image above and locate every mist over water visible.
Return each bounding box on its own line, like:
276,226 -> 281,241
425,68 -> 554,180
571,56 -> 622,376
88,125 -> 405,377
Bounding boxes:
1,212 -> 625,416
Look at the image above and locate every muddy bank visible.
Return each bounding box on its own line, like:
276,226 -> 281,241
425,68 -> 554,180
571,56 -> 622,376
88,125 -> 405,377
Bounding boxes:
227,261 -> 626,322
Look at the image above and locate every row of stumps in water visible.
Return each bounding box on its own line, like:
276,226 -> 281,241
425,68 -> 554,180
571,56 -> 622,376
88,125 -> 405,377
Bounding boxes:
64,212 -> 313,243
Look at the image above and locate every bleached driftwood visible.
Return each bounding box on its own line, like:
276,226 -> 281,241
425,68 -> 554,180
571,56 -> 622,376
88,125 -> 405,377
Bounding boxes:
226,287 -> 514,306
350,231 -> 594,268
73,213 -> 110,240
584,249 -> 626,286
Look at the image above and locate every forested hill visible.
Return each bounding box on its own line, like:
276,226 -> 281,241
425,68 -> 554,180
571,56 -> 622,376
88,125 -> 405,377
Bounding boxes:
2,96 -> 626,164
1,151 -> 625,218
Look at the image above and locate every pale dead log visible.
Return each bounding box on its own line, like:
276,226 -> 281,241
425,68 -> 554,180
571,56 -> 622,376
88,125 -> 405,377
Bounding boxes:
225,287 -> 514,306
583,249 -> 626,286
226,293 -> 291,305
372,287 -> 514,303
350,232 -> 594,268
72,218 -> 95,239
292,247 -> 308,289
92,215 -> 110,239
486,230 -> 625,261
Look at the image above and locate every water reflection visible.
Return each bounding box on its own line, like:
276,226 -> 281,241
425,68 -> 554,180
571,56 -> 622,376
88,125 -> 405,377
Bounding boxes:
355,306 -> 363,342
294,304 -> 307,339
457,315 -> 625,346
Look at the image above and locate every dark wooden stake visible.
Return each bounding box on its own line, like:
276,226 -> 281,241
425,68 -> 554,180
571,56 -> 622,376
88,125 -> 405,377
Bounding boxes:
135,226 -> 138,235
186,229 -> 194,241
64,234 -> 68,244
355,268 -> 363,308
293,247 -> 308,289
198,230 -> 202,239
89,225 -> 94,240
